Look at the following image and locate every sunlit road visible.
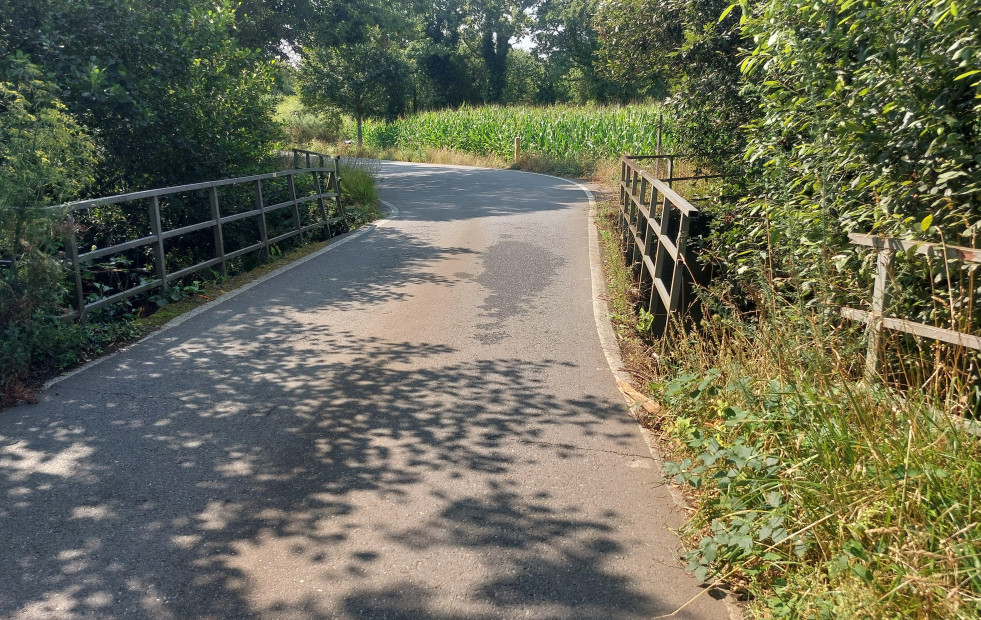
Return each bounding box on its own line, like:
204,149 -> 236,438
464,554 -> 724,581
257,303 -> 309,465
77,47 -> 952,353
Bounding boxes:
0,162 -> 731,619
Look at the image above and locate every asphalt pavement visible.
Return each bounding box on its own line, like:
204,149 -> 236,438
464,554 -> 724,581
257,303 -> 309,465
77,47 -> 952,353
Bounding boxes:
0,162 -> 733,619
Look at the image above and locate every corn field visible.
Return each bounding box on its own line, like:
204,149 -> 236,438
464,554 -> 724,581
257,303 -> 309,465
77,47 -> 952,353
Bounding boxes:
361,104 -> 674,160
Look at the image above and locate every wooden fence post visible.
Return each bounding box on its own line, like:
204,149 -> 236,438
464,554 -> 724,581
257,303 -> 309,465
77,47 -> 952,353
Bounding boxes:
865,248 -> 894,381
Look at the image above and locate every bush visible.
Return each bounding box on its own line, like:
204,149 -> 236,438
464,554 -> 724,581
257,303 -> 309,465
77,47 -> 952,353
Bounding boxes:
0,54 -> 98,402
275,95 -> 342,146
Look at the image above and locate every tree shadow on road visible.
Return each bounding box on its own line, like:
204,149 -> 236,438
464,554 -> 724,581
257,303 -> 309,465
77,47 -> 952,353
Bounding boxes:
0,191 -> 702,620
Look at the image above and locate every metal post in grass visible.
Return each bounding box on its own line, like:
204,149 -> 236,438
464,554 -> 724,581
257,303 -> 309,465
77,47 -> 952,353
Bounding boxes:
150,196 -> 168,291
656,114 -> 663,156
66,214 -> 85,320
208,186 -> 227,276
253,180 -> 270,261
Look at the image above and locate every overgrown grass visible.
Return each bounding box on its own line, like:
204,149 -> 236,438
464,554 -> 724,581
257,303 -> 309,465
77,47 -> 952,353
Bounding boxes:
594,188 -> 981,618
275,95 -> 341,147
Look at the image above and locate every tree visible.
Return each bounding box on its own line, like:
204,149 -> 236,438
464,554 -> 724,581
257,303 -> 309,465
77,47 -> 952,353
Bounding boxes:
533,0 -> 624,102
0,54 -> 98,396
298,37 -> 411,145
0,0 -> 281,192
467,0 -> 534,103
412,0 -> 481,108
594,0 -> 748,165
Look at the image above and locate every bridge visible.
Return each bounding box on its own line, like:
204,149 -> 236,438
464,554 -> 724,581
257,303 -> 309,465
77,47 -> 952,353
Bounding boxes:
0,162 -> 732,619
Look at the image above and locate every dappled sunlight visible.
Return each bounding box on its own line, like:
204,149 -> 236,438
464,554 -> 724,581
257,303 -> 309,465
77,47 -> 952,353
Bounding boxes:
1,320 -> 665,618
0,162 -> 722,619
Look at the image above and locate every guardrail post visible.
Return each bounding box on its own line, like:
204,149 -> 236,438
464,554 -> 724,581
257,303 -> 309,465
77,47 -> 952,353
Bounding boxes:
332,156 -> 345,218
208,186 -> 227,276
65,214 -> 86,319
149,196 -> 168,291
865,248 -> 894,381
288,172 -> 303,242
312,170 -> 331,237
253,180 -> 270,261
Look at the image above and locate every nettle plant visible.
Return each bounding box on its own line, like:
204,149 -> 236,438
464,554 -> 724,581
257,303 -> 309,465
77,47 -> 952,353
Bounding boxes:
661,371 -> 803,583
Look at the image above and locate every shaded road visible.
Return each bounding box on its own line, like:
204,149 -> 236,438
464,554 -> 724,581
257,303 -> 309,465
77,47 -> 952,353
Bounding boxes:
0,162 -> 731,619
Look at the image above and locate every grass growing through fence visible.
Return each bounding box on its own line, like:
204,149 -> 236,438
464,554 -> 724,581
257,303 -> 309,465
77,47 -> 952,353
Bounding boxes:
594,188 -> 981,619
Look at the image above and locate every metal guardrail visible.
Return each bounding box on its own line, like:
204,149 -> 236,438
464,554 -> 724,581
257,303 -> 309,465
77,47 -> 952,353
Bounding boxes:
619,155 -> 720,337
54,152 -> 344,321
841,233 -> 981,380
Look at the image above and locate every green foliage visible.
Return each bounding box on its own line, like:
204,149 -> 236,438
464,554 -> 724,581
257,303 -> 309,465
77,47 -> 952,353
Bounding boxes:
654,316 -> 981,618
361,103 -> 675,160
732,0 -> 981,311
0,0 -> 282,192
534,0 -> 628,103
0,54 -> 99,400
275,95 -> 343,146
502,50 -> 546,105
594,0 -> 750,166
339,159 -> 380,209
298,34 -> 412,145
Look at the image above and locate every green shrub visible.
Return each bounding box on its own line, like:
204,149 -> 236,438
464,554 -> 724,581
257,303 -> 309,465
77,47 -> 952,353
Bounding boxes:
275,95 -> 342,146
339,159 -> 379,209
0,54 -> 98,402
654,312 -> 981,619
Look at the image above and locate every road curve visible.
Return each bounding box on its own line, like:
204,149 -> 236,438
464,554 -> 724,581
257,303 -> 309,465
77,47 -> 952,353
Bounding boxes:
0,162 -> 731,619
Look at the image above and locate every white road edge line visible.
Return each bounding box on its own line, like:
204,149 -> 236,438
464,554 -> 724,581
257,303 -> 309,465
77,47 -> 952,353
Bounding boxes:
45,203 -> 400,390
509,168 -> 741,620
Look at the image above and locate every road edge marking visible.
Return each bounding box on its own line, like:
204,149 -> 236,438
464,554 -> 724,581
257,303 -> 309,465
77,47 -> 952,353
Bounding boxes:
531,171 -> 743,620
45,203 -> 399,390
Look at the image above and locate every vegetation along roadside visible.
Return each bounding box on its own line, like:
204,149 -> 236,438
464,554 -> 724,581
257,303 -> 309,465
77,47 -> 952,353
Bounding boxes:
3,0 -> 979,616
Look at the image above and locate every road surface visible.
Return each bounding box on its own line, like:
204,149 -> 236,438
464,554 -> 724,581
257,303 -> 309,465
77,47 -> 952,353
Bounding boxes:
0,162 -> 732,619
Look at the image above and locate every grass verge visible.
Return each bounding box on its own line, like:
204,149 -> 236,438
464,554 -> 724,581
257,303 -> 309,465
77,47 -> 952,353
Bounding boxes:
593,180 -> 981,618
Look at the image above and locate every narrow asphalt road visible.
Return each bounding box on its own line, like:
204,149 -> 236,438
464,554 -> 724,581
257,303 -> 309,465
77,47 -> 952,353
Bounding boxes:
0,162 -> 731,619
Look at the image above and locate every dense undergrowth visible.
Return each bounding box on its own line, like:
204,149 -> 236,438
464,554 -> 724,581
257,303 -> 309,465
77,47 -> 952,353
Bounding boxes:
596,183 -> 981,618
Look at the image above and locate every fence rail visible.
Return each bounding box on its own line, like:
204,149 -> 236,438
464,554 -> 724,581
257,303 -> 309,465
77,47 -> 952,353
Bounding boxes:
841,233 -> 981,380
56,153 -> 344,321
619,155 -> 718,336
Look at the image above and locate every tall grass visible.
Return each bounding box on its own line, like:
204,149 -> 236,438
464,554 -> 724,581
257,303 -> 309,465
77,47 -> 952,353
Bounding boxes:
275,95 -> 341,147
338,159 -> 381,227
593,196 -> 981,619
361,103 -> 673,161
654,313 -> 981,619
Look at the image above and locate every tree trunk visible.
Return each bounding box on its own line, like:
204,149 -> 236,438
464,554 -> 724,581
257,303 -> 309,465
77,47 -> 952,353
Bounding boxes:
356,115 -> 363,147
